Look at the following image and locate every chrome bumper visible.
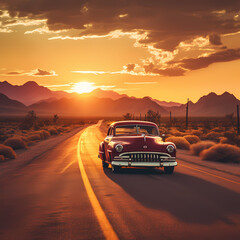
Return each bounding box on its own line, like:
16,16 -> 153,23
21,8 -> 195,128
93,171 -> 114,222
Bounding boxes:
112,161 -> 177,167
112,156 -> 177,168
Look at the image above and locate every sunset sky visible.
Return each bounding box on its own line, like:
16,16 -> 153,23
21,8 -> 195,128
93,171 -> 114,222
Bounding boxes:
0,0 -> 240,103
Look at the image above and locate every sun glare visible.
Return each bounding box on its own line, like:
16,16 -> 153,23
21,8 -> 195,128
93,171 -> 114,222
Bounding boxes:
72,82 -> 96,94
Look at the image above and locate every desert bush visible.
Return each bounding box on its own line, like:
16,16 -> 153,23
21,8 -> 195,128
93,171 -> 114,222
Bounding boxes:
41,130 -> 50,139
48,128 -> 58,135
0,135 -> 8,143
190,141 -> 216,156
34,130 -> 50,140
27,141 -> 35,146
211,127 -> 223,133
184,135 -> 200,144
6,129 -> 15,134
204,131 -> 222,141
28,134 -> 41,141
4,137 -> 27,149
0,144 -> 16,159
200,144 -> 240,163
169,129 -> 185,137
190,129 -> 203,137
0,155 -> 4,161
165,136 -> 190,150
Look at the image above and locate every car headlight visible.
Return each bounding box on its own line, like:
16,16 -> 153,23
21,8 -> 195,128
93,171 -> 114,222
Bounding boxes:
167,144 -> 175,153
115,144 -> 123,152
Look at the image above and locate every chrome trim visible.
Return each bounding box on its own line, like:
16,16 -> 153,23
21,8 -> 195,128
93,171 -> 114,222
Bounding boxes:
111,161 -> 177,167
119,151 -> 171,157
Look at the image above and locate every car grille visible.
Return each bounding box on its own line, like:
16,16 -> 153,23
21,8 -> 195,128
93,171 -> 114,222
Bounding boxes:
120,152 -> 172,162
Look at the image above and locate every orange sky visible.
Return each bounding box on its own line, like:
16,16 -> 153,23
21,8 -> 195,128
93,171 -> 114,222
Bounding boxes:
0,2 -> 240,103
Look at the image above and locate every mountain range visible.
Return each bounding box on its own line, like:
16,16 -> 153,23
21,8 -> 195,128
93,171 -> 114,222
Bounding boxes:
0,81 -> 239,117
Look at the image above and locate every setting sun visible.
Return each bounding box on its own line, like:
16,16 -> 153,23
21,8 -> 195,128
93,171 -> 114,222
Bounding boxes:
72,82 -> 95,94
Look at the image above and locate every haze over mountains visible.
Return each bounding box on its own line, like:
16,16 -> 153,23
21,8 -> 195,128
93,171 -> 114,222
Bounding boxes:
0,81 -> 239,117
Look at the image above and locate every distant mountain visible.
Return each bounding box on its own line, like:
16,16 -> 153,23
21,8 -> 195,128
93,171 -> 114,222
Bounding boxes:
29,95 -> 169,116
0,93 -> 26,114
150,97 -> 182,107
83,88 -> 129,100
0,81 -> 70,105
167,92 -> 240,116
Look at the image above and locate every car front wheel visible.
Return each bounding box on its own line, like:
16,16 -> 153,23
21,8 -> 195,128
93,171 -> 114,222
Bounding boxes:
112,165 -> 121,173
164,166 -> 174,174
102,161 -> 109,168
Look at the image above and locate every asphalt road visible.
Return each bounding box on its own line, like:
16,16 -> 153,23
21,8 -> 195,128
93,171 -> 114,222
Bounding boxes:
0,122 -> 240,240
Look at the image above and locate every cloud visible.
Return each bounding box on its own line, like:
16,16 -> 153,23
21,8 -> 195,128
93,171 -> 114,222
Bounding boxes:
3,68 -> 57,77
209,33 -> 222,45
175,48 -> 240,70
1,1 -> 240,50
1,1 -> 240,74
144,63 -> 186,76
32,68 -> 57,76
125,63 -> 135,72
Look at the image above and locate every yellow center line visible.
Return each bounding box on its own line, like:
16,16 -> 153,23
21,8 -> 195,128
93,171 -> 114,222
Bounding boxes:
179,163 -> 240,185
77,127 -> 119,240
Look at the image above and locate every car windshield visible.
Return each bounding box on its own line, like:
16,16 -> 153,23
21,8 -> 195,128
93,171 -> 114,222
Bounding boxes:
115,124 -> 159,136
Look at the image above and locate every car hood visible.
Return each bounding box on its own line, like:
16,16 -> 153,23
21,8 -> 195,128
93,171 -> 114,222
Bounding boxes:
110,135 -> 169,152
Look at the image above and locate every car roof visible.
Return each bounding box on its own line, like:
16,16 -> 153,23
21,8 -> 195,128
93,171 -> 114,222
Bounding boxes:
110,120 -> 158,128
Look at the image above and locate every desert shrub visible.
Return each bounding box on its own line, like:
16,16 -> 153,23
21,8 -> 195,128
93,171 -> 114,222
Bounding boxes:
48,128 -> 58,135
190,129 -> 203,137
0,144 -> 16,159
184,135 -> 200,144
0,155 -> 4,161
165,136 -> 190,150
27,141 -> 35,146
170,129 -> 185,137
211,127 -> 223,133
20,136 -> 28,142
6,129 -> 15,134
28,134 -> 41,141
200,144 -> 240,163
4,137 -> 27,149
41,130 -> 50,139
204,131 -> 222,141
34,130 -> 50,140
190,141 -> 216,156
0,135 -> 8,143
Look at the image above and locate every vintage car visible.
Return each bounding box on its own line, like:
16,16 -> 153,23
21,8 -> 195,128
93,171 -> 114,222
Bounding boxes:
98,120 -> 177,174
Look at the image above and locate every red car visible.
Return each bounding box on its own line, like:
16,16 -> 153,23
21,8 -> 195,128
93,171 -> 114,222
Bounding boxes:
98,120 -> 177,174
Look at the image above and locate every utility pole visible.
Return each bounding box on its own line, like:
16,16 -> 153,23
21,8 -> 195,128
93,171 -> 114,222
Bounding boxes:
237,104 -> 240,135
186,98 -> 189,130
170,111 -> 172,123
140,113 -> 141,120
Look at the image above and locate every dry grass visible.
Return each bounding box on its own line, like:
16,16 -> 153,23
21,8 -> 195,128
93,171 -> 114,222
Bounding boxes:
204,131 -> 222,141
4,137 -> 27,149
200,144 -> 240,163
0,155 -> 4,161
0,144 -> 16,159
190,141 -> 216,156
184,135 -> 200,144
165,136 -> 190,150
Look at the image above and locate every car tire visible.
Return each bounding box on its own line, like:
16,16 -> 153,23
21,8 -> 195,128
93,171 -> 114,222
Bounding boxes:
102,161 -> 109,168
164,166 -> 174,174
112,165 -> 121,173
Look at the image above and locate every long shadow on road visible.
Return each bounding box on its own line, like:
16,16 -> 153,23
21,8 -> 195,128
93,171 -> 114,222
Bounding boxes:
103,167 -> 240,225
